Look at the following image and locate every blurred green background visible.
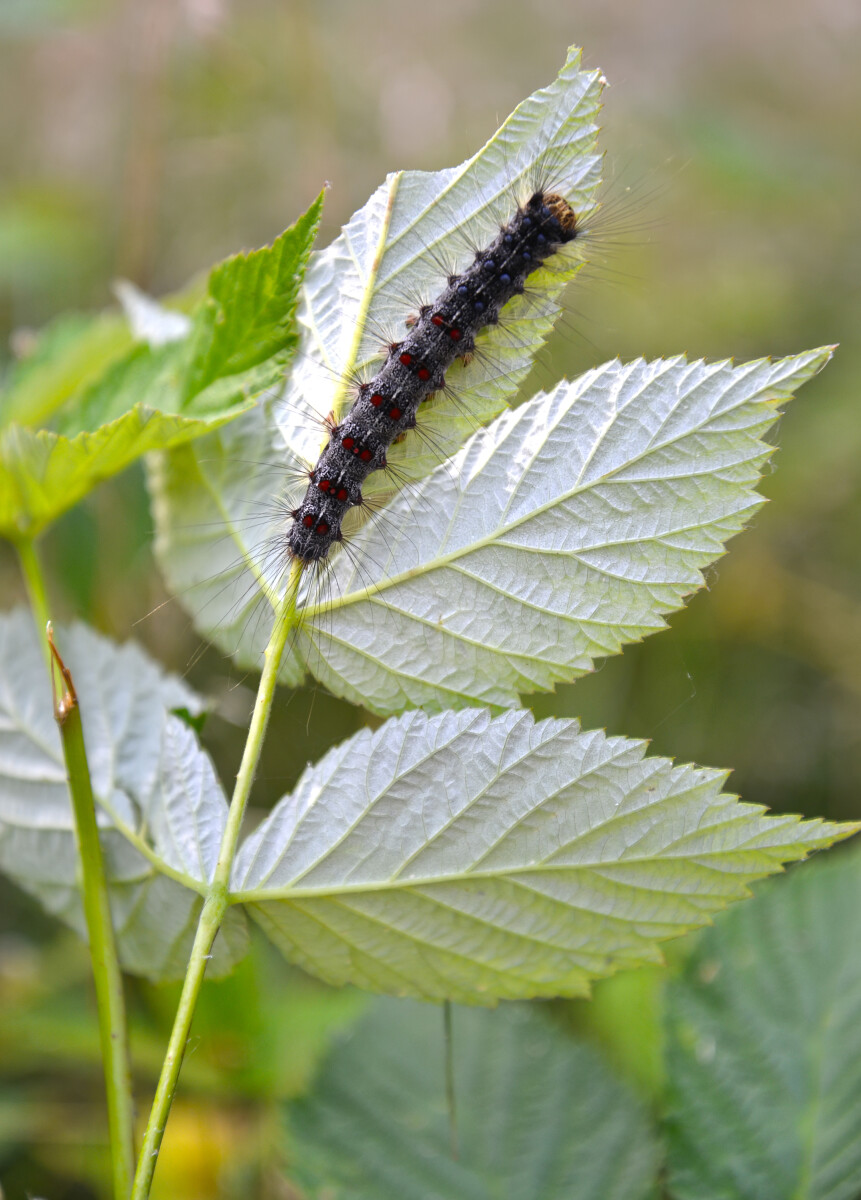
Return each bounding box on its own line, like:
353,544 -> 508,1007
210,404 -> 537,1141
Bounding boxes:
1,1 -> 860,1197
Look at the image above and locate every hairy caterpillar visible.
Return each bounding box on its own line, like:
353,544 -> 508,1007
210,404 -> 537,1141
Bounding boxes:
288,191 -> 580,562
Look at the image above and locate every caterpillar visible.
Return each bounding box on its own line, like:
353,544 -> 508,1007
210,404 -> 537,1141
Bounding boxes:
288,191 -> 580,562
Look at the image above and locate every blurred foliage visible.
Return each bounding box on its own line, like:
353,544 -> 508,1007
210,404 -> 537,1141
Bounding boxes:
1,1 -> 860,1196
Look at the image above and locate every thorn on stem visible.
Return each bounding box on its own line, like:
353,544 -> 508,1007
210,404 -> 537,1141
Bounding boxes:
46,621 -> 77,725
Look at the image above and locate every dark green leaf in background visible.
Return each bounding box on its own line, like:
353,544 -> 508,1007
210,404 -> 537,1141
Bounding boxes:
286,999 -> 661,1200
665,844 -> 861,1200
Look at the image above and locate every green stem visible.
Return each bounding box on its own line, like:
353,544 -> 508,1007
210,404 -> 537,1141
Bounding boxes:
45,617 -> 136,1200
131,565 -> 302,1200
16,536 -> 51,666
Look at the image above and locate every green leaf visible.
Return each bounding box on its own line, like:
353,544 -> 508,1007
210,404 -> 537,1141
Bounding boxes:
286,998 -> 661,1200
0,195 -> 323,538
0,609 -> 248,980
665,843 -> 861,1200
180,204 -> 327,406
0,404 -> 244,539
231,706 -> 854,1004
59,193 -> 325,434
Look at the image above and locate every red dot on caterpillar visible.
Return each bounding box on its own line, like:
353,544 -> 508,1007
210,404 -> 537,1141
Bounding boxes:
399,352 -> 413,366
417,367 -> 430,381
449,328 -> 462,341
342,436 -> 355,449
315,521 -> 329,535
302,514 -> 314,528
336,487 -> 349,501
431,314 -> 445,327
360,449 -> 372,461
317,479 -> 330,492
388,407 -> 403,421
371,393 -> 384,407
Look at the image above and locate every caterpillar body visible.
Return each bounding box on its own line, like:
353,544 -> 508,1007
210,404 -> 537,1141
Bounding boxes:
287,190 -> 579,562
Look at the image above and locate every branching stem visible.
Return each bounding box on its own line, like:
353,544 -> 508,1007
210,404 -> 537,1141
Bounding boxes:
131,561 -> 302,1199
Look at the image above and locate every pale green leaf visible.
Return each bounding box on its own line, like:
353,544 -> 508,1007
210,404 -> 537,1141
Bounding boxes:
147,401 -> 306,685
113,279 -> 192,348
277,45 -> 603,491
665,843 -> 861,1200
287,999 -> 660,1200
153,348 -> 830,706
231,707 -> 853,1004
0,609 -> 247,980
293,348 -> 832,714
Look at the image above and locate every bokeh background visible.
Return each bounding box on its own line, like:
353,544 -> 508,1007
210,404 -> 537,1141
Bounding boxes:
1,2 -> 860,1197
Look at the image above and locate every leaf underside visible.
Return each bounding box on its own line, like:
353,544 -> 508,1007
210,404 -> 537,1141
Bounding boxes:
1,613 -> 852,998
231,706 -> 854,1004
295,348 -> 832,714
0,610 -> 247,981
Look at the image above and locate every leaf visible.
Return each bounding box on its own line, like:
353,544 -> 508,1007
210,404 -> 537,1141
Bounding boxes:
149,48 -> 603,676
0,196 -> 323,538
0,403 -> 248,540
59,194 -> 325,434
147,401 -> 306,684
153,346 -> 830,707
0,609 -> 248,980
231,706 -> 854,1004
277,45 -> 603,491
294,347 -> 833,714
665,843 -> 861,1200
0,310 -> 132,429
286,998 -> 661,1200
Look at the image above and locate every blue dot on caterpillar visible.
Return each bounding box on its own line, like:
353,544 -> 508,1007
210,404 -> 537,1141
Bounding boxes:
287,188 -> 579,563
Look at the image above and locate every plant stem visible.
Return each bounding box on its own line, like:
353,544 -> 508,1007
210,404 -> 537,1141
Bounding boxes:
47,621 -> 136,1200
131,564 -> 302,1200
15,536 -> 51,666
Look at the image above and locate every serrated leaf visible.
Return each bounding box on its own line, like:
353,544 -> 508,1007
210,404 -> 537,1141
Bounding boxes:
665,843 -> 861,1200
230,707 -> 854,1004
0,402 -> 248,540
277,45 -> 602,490
153,348 -> 830,706
149,48 -> 603,678
286,999 -> 660,1200
0,196 -> 322,538
293,348 -> 832,713
0,609 -> 248,980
